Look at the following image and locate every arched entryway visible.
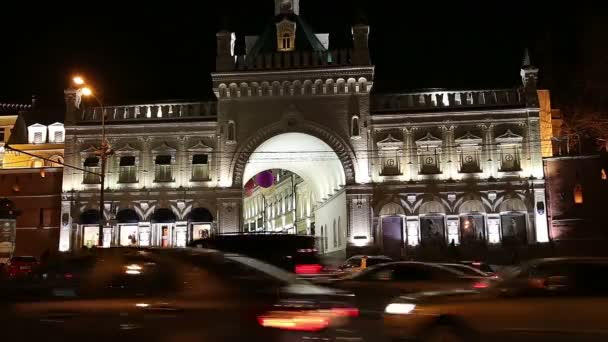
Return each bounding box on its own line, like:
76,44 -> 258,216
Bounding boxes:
458,200 -> 486,244
188,207 -> 213,241
79,209 -> 102,248
116,209 -> 141,247
498,198 -> 528,244
418,200 -> 446,245
238,132 -> 350,255
151,208 -> 178,247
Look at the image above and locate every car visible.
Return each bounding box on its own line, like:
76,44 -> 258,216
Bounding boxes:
384,257 -> 608,341
5,256 -> 38,279
321,261 -> 487,316
338,255 -> 393,273
190,233 -> 324,275
0,247 -> 362,341
440,263 -> 494,278
459,260 -> 495,275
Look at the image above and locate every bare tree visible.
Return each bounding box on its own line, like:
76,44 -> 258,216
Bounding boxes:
559,110 -> 608,154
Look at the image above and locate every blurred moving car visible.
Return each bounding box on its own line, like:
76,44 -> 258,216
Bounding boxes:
440,263 -> 494,278
321,261 -> 487,316
384,257 -> 608,341
190,233 -> 324,276
338,255 -> 393,274
0,248 -> 361,341
6,256 -> 38,279
459,260 -> 495,276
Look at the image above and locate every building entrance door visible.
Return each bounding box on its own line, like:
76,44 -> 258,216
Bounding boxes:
382,216 -> 403,257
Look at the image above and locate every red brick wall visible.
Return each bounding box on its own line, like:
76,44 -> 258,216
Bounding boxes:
0,168 -> 62,258
544,156 -> 608,241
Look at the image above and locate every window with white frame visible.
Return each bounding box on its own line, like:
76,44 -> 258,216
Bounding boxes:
83,156 -> 101,184
33,132 -> 43,144
118,156 -> 137,183
377,134 -> 402,176
155,155 -> 173,182
416,133 -> 442,175
191,154 -> 210,181
496,129 -> 523,172
455,132 -> 483,173
54,131 -> 64,143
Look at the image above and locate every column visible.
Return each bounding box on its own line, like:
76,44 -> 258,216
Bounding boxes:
479,124 -> 495,178
534,187 -> 549,242
59,200 -> 73,252
139,137 -> 151,188
177,136 -> 187,187
404,127 -> 413,181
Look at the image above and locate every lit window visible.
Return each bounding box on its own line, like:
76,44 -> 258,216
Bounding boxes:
191,154 -> 210,181
119,156 -> 137,183
83,156 -> 101,184
54,131 -> 64,143
33,132 -> 43,144
574,184 -> 583,204
282,33 -> 291,50
155,155 -> 173,182
602,168 -> 607,180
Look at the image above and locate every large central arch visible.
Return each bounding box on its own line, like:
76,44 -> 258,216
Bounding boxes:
242,133 -> 345,202
231,120 -> 357,188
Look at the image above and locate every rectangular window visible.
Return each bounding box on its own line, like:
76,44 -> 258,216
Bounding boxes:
34,132 -> 43,143
83,156 -> 101,184
155,155 -> 173,182
54,131 -> 64,143
0,130 -> 5,142
41,208 -> 57,227
191,154 -> 209,181
119,156 -> 137,183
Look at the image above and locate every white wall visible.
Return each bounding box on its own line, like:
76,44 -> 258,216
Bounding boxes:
314,190 -> 347,254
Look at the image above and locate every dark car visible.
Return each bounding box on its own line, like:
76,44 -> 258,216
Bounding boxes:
0,248 -> 361,341
440,263 -> 494,278
190,233 -> 323,275
459,260 -> 495,275
384,257 -> 608,341
323,261 -> 487,316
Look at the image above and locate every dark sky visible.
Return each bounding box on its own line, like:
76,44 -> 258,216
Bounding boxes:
0,1 -> 605,112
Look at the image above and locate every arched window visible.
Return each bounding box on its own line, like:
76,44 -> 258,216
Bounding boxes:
601,168 -> 607,180
226,121 -> 236,143
350,116 -> 360,139
574,183 -> 583,204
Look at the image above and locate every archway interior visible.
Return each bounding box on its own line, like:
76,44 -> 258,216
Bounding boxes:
242,134 -> 348,252
242,133 -> 345,203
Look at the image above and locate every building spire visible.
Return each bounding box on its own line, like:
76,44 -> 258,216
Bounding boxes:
522,48 -> 532,67
275,0 -> 299,16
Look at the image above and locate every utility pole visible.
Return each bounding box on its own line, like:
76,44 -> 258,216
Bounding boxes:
72,76 -> 112,247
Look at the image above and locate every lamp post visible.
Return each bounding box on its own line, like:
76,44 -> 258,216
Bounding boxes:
73,76 -> 112,247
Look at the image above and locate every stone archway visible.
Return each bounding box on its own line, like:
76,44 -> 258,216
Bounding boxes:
230,119 -> 358,187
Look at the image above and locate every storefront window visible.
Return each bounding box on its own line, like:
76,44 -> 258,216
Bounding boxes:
459,214 -> 485,243
161,225 -> 172,247
83,226 -> 99,248
119,225 -> 139,246
420,215 -> 445,243
192,223 -> 211,240
500,213 -> 527,244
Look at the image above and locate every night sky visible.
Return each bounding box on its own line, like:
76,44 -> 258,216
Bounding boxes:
0,1 -> 605,113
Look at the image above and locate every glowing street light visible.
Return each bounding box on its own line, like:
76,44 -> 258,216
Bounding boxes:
73,76 -> 85,85
81,87 -> 93,96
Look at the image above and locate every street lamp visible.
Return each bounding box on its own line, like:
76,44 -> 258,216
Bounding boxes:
73,76 -> 111,247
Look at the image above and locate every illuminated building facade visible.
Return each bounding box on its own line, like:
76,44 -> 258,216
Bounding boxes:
59,0 -> 549,256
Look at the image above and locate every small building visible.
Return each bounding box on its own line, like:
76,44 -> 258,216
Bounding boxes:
0,98 -> 64,259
